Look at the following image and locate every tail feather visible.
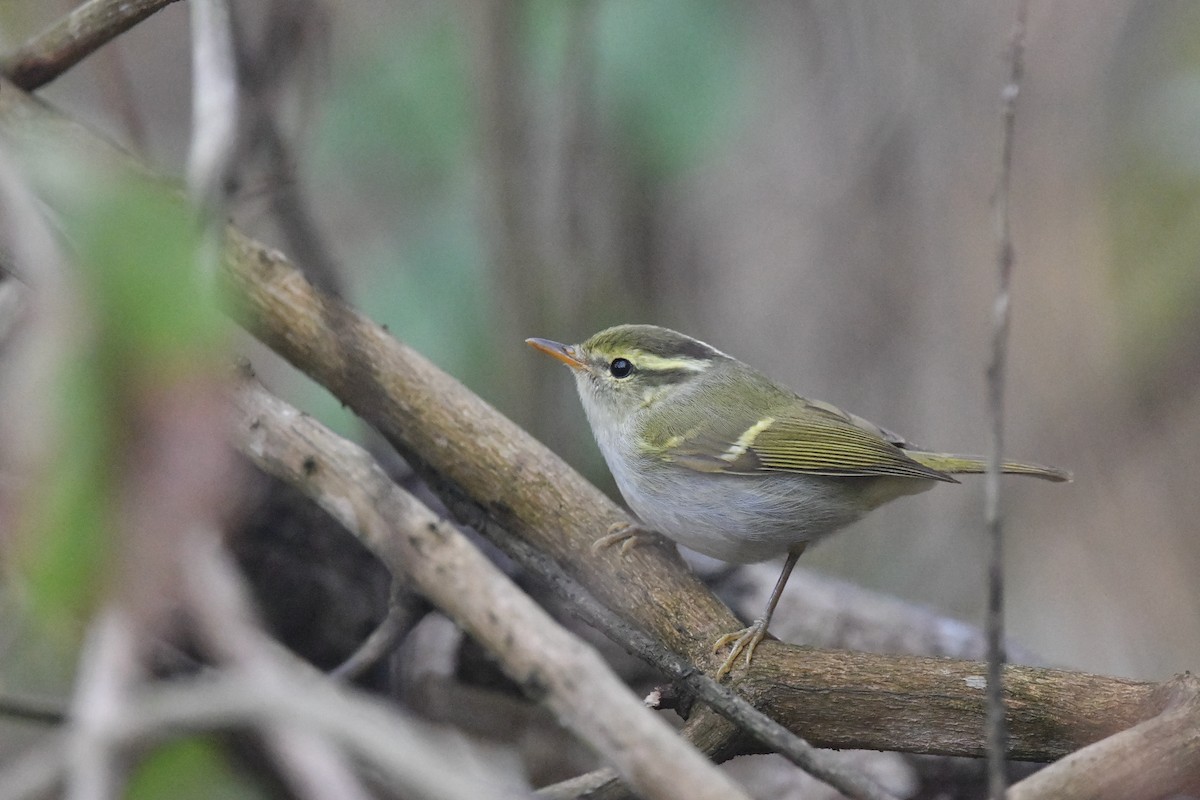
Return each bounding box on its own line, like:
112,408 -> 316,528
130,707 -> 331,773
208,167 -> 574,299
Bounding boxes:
908,452 -> 1071,483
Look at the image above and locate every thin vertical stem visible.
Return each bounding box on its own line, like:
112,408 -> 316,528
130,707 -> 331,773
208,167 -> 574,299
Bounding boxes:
186,0 -> 239,231
986,2 -> 1029,798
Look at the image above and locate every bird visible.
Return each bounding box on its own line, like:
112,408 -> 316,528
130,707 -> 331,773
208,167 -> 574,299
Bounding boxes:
527,324 -> 1069,679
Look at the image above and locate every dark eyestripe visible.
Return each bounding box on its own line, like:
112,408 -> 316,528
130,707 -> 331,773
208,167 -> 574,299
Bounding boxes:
636,368 -> 702,386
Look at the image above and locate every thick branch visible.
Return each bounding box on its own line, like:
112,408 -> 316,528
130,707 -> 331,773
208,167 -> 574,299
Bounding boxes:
470,503 -> 894,799
230,372 -> 751,800
1008,673 -> 1200,800
0,0 -> 183,91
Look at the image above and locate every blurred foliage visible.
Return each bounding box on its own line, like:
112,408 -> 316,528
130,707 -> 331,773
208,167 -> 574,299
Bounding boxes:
356,196 -> 491,385
591,0 -> 745,174
19,160 -> 226,633
1108,4 -> 1200,380
20,350 -> 113,635
309,0 -> 745,407
126,737 -> 267,800
522,0 -> 745,173
68,179 -> 225,364
315,12 -> 470,193
312,6 -> 491,398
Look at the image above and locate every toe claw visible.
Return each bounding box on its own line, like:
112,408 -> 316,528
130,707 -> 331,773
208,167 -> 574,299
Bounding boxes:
712,620 -> 768,680
618,536 -> 643,555
592,522 -> 654,554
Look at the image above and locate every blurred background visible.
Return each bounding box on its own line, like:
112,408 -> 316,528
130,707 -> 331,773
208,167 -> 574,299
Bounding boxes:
2,0 -> 1200,793
6,0 -> 1198,679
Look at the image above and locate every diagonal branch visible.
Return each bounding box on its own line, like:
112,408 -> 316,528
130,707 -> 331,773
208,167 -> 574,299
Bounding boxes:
230,368 -> 894,799
0,0 -> 183,91
230,370 -> 753,800
329,580 -> 424,682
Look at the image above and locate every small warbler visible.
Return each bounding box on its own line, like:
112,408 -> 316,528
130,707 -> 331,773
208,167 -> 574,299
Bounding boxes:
527,324 -> 1069,679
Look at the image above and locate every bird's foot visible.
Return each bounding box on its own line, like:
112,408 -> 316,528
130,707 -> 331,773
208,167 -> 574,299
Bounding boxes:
712,618 -> 768,680
592,522 -> 657,555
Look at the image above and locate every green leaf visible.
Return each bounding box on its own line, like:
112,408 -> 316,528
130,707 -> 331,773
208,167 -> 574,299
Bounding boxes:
18,159 -> 227,631
69,175 -> 226,366
126,738 -> 268,800
21,353 -> 113,631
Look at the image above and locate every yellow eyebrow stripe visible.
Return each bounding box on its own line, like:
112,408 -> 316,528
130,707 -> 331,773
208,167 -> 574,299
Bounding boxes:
628,351 -> 709,373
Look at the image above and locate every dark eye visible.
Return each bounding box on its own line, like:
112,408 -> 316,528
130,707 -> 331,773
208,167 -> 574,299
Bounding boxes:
609,358 -> 634,379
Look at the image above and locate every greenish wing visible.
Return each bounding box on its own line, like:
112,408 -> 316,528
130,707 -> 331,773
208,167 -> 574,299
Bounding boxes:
666,403 -> 955,482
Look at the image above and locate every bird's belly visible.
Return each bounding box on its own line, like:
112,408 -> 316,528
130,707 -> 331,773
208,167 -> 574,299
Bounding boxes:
612,467 -> 871,564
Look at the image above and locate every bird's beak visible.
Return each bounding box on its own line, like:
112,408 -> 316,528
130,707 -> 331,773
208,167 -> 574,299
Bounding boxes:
526,337 -> 586,370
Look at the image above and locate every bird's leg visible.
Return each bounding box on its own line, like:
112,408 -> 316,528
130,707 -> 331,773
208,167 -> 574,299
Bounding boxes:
712,544 -> 806,680
592,520 -> 658,555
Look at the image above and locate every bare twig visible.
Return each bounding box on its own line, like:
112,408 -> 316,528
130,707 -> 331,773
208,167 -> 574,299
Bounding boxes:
230,370 -> 753,800
128,673 -> 522,800
986,3 -> 1029,797
65,611 -> 139,800
231,2 -> 344,298
0,668 -> 526,800
186,0 -> 239,228
0,0 -> 183,91
730,562 -> 1044,663
0,693 -> 66,725
536,771 -> 615,800
182,532 -> 382,800
330,580 -> 423,682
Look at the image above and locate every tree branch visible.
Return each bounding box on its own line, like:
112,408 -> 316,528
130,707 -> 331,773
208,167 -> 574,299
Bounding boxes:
182,532 -> 374,800
1008,673 -> 1200,799
0,0 -> 183,91
185,0 -> 239,226
0,694 -> 65,726
464,499 -> 895,799
0,667 -> 526,800
329,580 -> 423,682
65,611 -> 137,800
230,370 -> 754,800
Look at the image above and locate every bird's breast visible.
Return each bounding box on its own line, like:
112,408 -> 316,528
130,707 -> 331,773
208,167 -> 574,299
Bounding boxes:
608,460 -> 874,564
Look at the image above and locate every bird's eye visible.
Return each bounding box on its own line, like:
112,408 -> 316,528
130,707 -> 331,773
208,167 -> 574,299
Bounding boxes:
609,358 -> 634,379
